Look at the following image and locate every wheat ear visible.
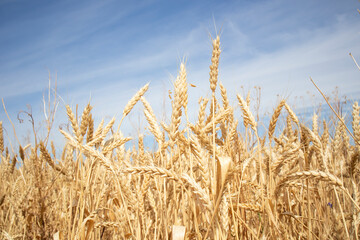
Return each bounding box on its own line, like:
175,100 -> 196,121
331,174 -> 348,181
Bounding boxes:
123,83 -> 150,118
237,94 -> 257,131
275,170 -> 344,196
65,105 -> 81,142
141,97 -> 163,145
352,101 -> 360,145
79,103 -> 92,137
40,142 -> 67,176
170,75 -> 183,144
179,62 -> 188,111
123,165 -> 177,180
117,82 -> 150,132
284,103 -> 299,127
209,35 -> 220,93
268,100 -> 285,138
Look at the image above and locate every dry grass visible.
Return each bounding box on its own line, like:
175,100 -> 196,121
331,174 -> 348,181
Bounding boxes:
0,35 -> 359,240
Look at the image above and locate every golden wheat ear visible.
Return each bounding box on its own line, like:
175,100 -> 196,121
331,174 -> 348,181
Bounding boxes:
209,35 -> 220,94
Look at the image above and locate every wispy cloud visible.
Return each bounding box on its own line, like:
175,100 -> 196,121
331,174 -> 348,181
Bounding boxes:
0,0 -> 359,143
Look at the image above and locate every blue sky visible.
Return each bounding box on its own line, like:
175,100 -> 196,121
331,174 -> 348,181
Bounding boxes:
0,0 -> 359,146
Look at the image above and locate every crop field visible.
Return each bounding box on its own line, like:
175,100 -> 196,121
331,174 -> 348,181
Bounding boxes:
0,36 -> 359,239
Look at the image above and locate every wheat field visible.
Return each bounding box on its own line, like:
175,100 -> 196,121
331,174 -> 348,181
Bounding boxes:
0,35 -> 359,239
